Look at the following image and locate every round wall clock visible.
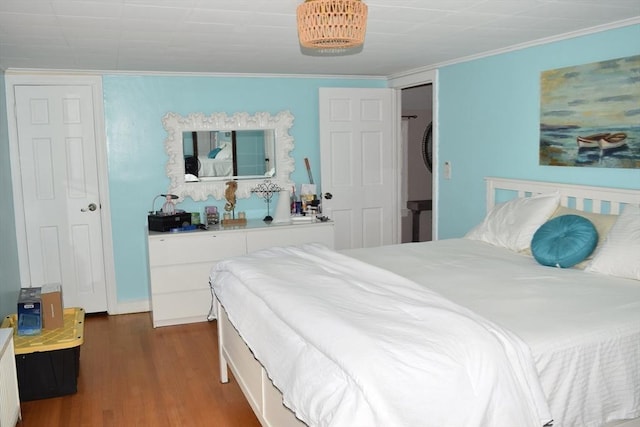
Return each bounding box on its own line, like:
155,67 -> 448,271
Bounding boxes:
421,122 -> 433,172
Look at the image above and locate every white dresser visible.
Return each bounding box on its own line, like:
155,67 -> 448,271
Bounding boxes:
147,220 -> 334,327
0,328 -> 20,427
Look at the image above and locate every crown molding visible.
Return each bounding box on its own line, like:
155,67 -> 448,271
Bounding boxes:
388,17 -> 640,85
3,67 -> 386,81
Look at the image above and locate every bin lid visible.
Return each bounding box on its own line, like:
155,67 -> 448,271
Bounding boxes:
1,307 -> 85,354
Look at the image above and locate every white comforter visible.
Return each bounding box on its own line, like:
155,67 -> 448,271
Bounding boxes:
212,243 -> 552,427
347,239 -> 640,427
198,155 -> 233,177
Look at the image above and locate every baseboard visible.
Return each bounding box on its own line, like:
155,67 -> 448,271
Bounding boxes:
109,299 -> 150,315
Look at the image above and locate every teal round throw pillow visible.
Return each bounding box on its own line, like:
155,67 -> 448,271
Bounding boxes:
531,214 -> 598,268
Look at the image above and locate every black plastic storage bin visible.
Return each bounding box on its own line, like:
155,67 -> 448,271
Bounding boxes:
15,345 -> 81,400
2,307 -> 85,401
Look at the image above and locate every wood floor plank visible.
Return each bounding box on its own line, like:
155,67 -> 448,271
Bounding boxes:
17,313 -> 260,427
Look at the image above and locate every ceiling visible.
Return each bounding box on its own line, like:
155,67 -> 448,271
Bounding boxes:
1,0 -> 638,77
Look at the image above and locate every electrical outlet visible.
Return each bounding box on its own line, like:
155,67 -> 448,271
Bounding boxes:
444,161 -> 452,179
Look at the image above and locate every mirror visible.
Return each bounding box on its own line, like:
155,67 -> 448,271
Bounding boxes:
163,111 -> 295,201
183,130 -> 275,179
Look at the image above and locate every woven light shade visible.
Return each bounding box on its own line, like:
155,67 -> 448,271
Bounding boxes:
297,0 -> 368,49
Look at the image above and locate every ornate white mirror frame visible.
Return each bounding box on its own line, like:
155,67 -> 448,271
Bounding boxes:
163,111 -> 295,201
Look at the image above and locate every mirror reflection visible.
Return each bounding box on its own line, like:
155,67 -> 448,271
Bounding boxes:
183,130 -> 276,180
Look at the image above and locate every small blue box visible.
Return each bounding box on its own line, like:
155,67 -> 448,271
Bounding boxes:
17,288 -> 42,336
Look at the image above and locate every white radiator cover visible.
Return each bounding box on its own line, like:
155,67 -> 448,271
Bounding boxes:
0,329 -> 20,427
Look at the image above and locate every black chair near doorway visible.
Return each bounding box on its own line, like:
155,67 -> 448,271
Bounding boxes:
407,199 -> 432,242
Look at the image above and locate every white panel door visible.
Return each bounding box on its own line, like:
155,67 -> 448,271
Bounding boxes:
14,85 -> 108,312
319,88 -> 397,250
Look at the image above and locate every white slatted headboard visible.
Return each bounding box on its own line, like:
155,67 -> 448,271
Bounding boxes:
485,177 -> 640,215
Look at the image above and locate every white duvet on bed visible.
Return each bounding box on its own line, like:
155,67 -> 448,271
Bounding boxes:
346,239 -> 640,427
198,155 -> 233,176
211,243 -> 552,427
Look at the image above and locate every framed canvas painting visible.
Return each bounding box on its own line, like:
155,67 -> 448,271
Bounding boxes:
539,54 -> 640,168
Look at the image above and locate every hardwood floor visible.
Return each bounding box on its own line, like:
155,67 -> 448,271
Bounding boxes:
17,312 -> 260,427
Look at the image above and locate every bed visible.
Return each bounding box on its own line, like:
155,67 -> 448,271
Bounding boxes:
197,155 -> 234,177
210,177 -> 640,427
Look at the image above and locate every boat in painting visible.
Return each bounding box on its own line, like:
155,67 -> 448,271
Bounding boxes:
576,132 -> 627,150
598,132 -> 628,150
577,133 -> 610,148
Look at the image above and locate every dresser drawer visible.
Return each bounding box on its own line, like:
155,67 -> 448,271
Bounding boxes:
246,223 -> 334,252
149,232 -> 246,266
149,263 -> 213,294
150,289 -> 212,327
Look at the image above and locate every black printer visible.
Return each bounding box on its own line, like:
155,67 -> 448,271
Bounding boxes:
147,211 -> 191,232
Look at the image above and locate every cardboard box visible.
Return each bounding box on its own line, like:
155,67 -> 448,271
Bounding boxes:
17,288 -> 42,336
41,284 -> 64,329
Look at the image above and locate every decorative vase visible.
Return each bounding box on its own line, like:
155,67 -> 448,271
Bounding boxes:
274,190 -> 292,223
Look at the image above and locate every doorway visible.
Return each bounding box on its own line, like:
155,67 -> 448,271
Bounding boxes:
6,74 -> 116,313
401,84 -> 433,243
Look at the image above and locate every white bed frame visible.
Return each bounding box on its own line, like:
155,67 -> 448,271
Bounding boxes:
485,176 -> 640,214
216,177 -> 640,427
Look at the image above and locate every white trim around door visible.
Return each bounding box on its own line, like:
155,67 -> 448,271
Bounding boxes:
388,68 -> 439,241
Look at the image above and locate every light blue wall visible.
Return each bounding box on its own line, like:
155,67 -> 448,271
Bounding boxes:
0,71 -> 21,319
437,24 -> 640,239
4,25 -> 637,310
102,75 -> 386,303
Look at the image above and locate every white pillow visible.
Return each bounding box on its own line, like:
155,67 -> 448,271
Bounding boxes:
215,143 -> 233,160
549,206 -> 618,269
465,192 -> 560,251
586,204 -> 640,280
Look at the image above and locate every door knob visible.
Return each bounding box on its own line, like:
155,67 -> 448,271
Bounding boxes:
81,203 -> 97,212
323,192 -> 333,200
